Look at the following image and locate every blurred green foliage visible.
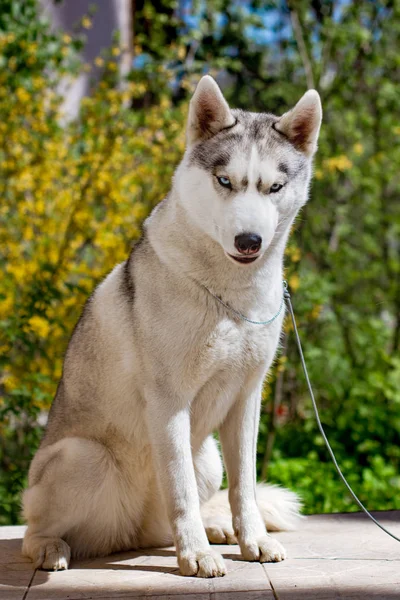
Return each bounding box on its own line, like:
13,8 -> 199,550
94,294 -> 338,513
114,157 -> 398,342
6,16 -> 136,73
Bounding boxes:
1,0 -> 400,524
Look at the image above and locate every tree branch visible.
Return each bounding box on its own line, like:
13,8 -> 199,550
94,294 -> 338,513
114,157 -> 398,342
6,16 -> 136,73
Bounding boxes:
288,5 -> 315,89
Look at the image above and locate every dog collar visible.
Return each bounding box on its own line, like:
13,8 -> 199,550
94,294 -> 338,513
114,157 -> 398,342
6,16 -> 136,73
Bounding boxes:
201,281 -> 287,326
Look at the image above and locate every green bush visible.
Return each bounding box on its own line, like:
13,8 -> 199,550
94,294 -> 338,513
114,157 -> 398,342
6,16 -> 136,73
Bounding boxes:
1,0 -> 400,524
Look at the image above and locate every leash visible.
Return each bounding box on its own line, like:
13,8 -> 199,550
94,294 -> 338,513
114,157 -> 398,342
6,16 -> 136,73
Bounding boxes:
202,284 -> 285,325
284,282 -> 400,543
203,278 -> 400,542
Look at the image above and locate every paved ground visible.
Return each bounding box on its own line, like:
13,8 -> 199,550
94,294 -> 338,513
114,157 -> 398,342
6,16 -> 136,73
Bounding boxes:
1,511 -> 400,599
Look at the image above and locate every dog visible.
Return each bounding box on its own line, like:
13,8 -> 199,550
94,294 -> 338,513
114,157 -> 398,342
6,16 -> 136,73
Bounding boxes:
22,75 -> 321,577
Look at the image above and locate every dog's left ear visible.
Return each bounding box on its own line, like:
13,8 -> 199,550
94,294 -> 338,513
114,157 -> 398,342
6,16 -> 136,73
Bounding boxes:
187,75 -> 235,146
275,90 -> 322,156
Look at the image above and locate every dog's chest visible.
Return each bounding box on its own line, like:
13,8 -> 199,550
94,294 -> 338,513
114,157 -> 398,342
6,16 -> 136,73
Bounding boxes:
193,314 -> 279,376
187,315 -> 282,438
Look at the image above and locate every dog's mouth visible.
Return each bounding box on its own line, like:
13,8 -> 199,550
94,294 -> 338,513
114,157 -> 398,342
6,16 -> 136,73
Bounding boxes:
227,253 -> 259,265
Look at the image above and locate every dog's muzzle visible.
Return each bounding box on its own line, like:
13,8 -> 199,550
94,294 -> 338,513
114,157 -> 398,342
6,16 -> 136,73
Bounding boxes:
234,233 -> 262,255
230,233 -> 262,263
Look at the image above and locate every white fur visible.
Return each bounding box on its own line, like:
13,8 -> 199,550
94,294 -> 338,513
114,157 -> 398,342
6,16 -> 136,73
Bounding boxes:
22,76 -> 321,578
176,145 -> 280,259
202,484 -> 303,534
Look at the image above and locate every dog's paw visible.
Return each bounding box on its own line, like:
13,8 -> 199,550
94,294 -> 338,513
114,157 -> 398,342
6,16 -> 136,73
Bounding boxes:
205,520 -> 236,545
240,535 -> 286,563
35,539 -> 71,571
178,548 -> 227,577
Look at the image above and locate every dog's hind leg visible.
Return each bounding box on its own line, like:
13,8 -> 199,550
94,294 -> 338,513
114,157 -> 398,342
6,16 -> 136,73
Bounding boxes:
201,484 -> 302,548
23,534 -> 71,571
22,436 -> 140,570
194,436 -> 223,504
197,439 -> 302,545
194,436 -> 237,545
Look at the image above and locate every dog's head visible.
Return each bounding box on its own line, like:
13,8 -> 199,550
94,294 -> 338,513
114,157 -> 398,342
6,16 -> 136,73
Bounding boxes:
176,75 -> 322,266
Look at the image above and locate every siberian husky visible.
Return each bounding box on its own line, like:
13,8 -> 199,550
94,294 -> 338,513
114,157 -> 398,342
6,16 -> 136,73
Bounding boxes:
22,75 -> 322,577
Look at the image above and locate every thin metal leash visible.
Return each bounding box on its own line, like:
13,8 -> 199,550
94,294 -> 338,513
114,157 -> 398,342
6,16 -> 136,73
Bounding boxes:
202,284 -> 285,326
284,282 -> 400,544
203,278 -> 400,543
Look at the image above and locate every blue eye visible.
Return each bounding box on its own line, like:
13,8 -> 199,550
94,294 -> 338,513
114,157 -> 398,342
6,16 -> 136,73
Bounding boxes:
270,183 -> 283,193
217,176 -> 232,189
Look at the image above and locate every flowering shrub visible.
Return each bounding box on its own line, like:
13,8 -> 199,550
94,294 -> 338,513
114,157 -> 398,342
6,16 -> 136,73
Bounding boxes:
2,0 -> 400,525
0,0 -> 186,524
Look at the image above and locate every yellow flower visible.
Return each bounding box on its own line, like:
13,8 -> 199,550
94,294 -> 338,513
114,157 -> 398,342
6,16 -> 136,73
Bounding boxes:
82,16 -> 92,29
16,87 -> 30,103
94,56 -> 104,67
177,45 -> 186,60
353,143 -> 363,155
289,247 -> 301,262
28,316 -> 51,338
3,373 -> 18,393
0,296 -> 13,318
311,305 -> 322,320
111,47 -> 121,57
324,155 -> 353,173
63,34 -> 72,44
6,263 -> 27,281
289,273 -> 300,292
8,56 -> 17,71
32,76 -> 45,90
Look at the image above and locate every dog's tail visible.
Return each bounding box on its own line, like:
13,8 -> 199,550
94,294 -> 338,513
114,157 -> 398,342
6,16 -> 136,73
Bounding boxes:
201,483 -> 302,531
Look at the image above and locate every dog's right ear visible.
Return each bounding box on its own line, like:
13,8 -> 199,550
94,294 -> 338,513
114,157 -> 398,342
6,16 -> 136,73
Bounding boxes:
187,75 -> 235,146
274,90 -> 322,156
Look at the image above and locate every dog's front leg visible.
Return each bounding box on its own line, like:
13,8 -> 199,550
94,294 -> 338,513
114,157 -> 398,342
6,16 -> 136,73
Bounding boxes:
145,388 -> 226,577
219,371 -> 286,563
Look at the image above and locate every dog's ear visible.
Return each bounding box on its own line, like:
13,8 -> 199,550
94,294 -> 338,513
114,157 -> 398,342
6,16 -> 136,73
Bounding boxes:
274,90 -> 322,156
187,75 -> 235,146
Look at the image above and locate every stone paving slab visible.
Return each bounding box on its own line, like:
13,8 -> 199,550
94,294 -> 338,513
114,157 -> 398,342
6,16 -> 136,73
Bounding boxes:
0,513 -> 399,599
0,526 -> 35,600
264,512 -> 400,599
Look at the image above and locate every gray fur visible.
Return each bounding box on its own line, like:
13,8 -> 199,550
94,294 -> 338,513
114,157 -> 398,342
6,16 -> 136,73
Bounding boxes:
22,76 -> 321,577
190,110 -> 307,177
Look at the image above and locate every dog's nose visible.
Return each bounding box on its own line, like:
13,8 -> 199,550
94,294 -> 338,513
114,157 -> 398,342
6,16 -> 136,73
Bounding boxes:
234,233 -> 262,255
